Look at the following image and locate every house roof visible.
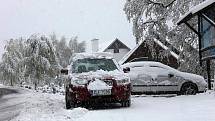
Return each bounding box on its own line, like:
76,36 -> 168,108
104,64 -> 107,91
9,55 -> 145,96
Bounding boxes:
119,39 -> 179,65
99,38 -> 131,52
177,0 -> 215,25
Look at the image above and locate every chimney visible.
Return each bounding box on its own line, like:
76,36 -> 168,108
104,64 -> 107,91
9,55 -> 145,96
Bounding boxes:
91,39 -> 99,52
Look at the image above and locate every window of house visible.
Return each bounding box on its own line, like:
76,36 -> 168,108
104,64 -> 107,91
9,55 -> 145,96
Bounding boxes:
114,48 -> 119,53
201,15 -> 215,49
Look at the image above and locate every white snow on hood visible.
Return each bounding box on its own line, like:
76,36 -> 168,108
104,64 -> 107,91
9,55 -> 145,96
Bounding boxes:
87,79 -> 112,90
69,69 -> 129,81
178,72 -> 206,84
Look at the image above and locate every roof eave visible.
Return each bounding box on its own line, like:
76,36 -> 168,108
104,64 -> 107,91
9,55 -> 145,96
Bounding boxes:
177,13 -> 193,25
177,1 -> 215,25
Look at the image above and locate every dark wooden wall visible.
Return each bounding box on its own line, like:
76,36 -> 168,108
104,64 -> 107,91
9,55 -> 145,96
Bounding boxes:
124,41 -> 179,69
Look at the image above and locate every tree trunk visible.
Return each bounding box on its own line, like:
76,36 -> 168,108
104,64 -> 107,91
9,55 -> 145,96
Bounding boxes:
34,80 -> 37,90
10,79 -> 13,86
10,74 -> 13,86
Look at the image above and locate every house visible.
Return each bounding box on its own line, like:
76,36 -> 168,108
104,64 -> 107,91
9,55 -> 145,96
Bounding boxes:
119,39 -> 180,69
92,38 -> 131,62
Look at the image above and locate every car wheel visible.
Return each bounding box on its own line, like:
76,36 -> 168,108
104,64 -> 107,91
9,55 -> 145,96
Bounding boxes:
65,92 -> 72,109
121,99 -> 131,107
180,82 -> 198,95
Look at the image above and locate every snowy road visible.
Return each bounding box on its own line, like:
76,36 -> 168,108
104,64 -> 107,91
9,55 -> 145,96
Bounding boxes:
0,87 -> 25,121
1,86 -> 215,121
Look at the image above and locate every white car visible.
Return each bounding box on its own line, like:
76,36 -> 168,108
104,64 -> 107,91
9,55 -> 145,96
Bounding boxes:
122,61 -> 207,95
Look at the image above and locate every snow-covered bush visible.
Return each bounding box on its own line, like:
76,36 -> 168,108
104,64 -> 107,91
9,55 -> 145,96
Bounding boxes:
37,84 -> 65,95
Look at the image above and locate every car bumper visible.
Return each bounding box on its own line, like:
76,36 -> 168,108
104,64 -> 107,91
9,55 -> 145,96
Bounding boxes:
197,82 -> 208,92
68,84 -> 131,103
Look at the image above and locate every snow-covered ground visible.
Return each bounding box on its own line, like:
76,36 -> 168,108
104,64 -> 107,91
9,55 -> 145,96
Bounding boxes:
3,87 -> 214,121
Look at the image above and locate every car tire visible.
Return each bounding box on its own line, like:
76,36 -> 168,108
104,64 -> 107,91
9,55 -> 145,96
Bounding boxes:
65,92 -> 72,109
121,99 -> 131,107
180,82 -> 198,95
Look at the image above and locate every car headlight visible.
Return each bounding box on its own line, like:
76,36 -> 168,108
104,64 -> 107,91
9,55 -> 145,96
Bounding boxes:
116,78 -> 130,85
73,79 -> 88,85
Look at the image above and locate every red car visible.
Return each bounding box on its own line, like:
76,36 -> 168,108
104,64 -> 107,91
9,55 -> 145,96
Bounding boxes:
63,53 -> 131,109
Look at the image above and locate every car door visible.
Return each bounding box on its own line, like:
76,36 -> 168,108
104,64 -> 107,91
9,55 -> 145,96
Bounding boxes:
148,66 -> 180,92
128,66 -> 152,92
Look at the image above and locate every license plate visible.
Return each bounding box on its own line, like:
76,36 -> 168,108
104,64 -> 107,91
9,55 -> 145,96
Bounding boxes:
91,89 -> 111,96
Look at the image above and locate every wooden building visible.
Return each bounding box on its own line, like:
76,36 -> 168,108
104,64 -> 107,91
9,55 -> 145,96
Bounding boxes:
119,39 -> 180,69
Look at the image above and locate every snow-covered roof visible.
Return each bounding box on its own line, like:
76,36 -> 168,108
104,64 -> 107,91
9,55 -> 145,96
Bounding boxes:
119,43 -> 140,64
98,38 -> 131,52
98,40 -> 114,52
119,39 -> 179,65
177,0 -> 215,24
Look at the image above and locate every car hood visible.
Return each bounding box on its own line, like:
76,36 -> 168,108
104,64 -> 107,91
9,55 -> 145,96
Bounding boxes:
179,72 -> 206,84
69,69 -> 129,81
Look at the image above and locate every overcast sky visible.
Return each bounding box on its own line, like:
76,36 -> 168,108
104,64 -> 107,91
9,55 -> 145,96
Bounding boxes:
0,0 -> 136,58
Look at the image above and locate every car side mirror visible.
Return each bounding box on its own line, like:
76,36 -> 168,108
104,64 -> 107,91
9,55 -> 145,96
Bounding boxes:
61,69 -> 68,75
123,67 -> 130,73
168,73 -> 174,78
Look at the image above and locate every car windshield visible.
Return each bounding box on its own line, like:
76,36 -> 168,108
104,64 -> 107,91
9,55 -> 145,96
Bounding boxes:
72,58 -> 118,73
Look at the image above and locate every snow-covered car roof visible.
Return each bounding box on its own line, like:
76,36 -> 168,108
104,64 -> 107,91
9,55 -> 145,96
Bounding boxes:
72,52 -> 114,61
122,61 -> 205,83
122,61 -> 175,71
122,61 -> 163,67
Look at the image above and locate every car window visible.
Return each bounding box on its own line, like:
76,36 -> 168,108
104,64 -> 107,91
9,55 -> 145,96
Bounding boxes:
147,67 -> 170,76
72,58 -> 118,73
149,65 -> 166,69
131,65 -> 144,68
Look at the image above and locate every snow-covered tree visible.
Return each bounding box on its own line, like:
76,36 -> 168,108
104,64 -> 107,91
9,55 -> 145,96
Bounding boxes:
54,36 -> 71,68
124,0 -> 207,75
0,39 -> 24,86
0,33 -> 86,88
69,36 -> 86,54
23,34 -> 63,89
54,36 -> 86,68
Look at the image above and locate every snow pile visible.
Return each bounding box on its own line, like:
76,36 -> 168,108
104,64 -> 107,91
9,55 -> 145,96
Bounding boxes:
77,93 -> 215,121
70,108 -> 89,119
0,83 -> 4,87
4,87 -> 215,121
11,91 -> 88,121
37,85 -> 65,94
88,79 -> 112,90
